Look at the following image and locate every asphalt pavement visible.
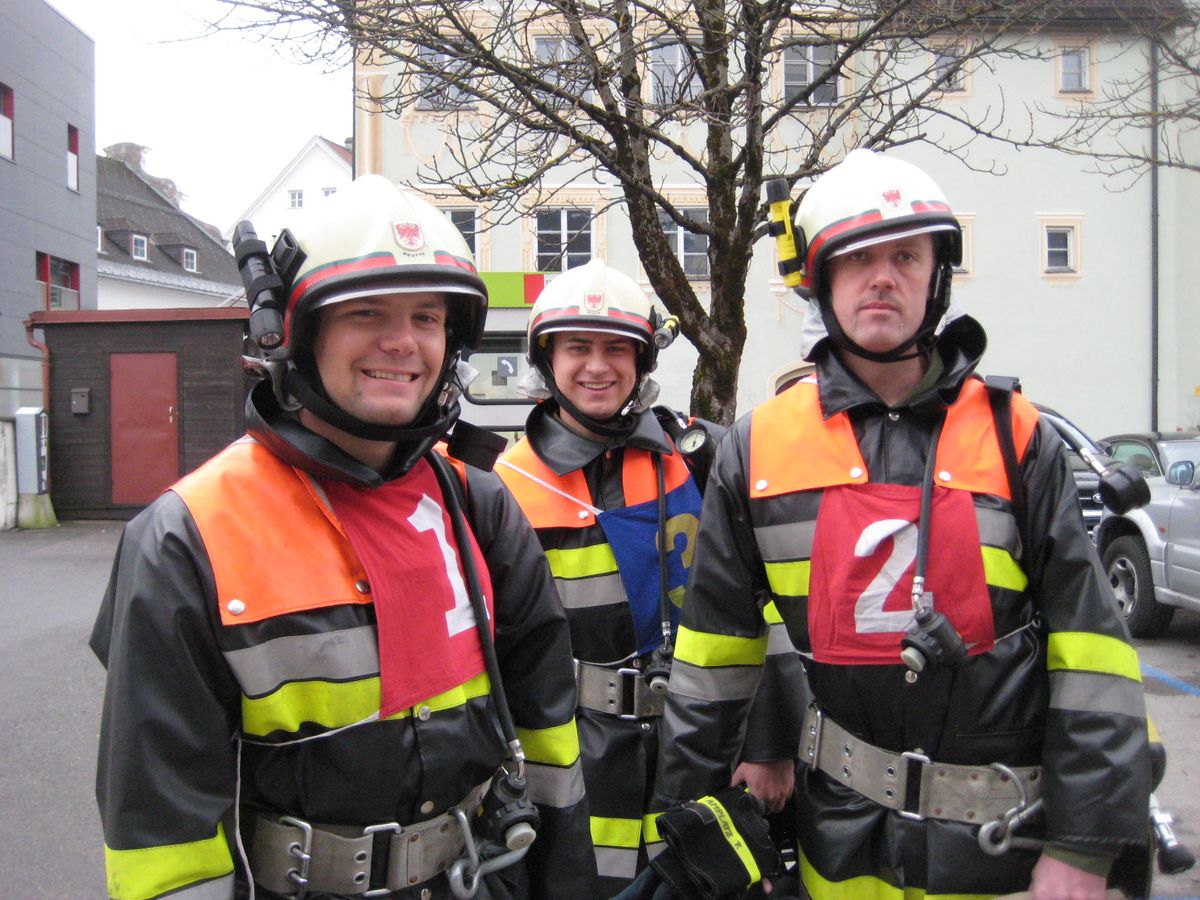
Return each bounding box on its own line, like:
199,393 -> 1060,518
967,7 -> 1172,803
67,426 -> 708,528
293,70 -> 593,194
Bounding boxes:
2,519 -> 1199,898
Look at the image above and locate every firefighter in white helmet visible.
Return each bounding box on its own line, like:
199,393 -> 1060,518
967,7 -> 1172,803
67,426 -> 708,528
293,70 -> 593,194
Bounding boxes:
652,149 -> 1152,899
91,176 -> 597,899
496,259 -> 804,896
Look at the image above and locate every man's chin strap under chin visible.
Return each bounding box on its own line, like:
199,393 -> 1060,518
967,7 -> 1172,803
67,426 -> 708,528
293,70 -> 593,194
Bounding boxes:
546,377 -> 639,441
283,367 -> 451,444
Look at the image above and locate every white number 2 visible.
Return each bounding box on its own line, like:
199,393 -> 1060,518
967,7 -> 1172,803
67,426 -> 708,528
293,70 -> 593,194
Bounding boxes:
852,519 -> 918,633
407,493 -> 476,637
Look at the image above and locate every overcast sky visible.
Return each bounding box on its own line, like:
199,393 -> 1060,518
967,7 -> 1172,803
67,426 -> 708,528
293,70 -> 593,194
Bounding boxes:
46,0 -> 353,233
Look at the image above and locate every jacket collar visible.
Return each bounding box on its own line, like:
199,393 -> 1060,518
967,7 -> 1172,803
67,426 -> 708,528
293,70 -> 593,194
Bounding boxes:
814,313 -> 988,419
525,401 -> 673,476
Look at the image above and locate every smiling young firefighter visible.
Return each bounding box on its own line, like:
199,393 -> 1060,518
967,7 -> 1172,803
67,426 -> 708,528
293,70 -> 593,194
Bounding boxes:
496,261 -> 804,897
652,149 -> 1153,899
90,176 -> 595,900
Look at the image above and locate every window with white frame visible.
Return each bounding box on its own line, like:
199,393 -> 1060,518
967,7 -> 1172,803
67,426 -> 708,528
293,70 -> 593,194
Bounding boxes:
536,208 -> 592,272
183,248 -> 198,272
289,189 -> 304,209
650,42 -> 703,105
932,47 -> 966,93
37,252 -> 80,310
951,216 -> 974,277
131,234 -> 149,261
783,43 -> 838,106
416,49 -> 475,110
659,208 -> 710,278
535,37 -> 593,105
0,83 -> 13,160
67,124 -> 79,190
323,186 -> 338,197
1059,46 -> 1090,93
441,207 -> 478,256
1039,217 -> 1082,276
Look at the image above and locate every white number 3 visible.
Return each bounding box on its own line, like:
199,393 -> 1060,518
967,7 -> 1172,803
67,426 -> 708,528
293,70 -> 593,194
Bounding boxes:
853,519 -> 918,634
407,494 -> 476,637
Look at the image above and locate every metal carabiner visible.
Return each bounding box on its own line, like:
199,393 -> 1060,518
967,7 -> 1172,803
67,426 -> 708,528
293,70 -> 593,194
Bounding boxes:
977,763 -> 1045,856
447,806 -> 533,900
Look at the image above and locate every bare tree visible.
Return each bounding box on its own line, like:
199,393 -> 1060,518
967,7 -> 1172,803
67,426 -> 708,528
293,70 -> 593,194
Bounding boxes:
216,0 -> 1191,422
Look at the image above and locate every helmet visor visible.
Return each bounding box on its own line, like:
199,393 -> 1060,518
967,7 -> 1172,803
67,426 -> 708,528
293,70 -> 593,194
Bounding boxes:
829,222 -> 960,259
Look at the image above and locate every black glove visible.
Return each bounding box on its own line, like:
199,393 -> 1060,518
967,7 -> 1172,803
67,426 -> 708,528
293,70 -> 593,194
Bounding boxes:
650,787 -> 783,900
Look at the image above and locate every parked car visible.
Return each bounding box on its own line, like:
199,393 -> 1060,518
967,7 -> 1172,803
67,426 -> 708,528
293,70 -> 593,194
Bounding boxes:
1034,404 -> 1113,534
1093,431 -> 1200,637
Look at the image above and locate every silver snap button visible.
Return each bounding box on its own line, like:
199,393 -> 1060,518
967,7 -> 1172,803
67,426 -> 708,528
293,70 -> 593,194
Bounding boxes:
849,466 -> 864,478
755,479 -> 768,491
226,599 -> 245,615
641,722 -> 652,732
417,705 -> 431,721
938,470 -> 952,482
355,579 -> 371,594
420,800 -> 435,814
905,670 -> 918,684
888,411 -> 899,422
421,890 -> 432,900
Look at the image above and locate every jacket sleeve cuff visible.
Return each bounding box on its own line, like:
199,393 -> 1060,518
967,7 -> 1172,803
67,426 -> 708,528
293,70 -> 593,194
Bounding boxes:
1042,844 -> 1116,877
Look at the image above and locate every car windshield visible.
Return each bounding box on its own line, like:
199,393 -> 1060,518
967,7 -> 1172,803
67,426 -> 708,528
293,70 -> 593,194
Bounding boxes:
1160,439 -> 1200,468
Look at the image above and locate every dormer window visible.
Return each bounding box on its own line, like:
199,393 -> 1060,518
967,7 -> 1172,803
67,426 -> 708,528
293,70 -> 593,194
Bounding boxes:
131,234 -> 148,260
182,248 -> 198,272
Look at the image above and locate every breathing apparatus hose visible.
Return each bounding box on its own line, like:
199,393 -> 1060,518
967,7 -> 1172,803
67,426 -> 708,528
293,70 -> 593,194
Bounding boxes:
646,453 -> 674,694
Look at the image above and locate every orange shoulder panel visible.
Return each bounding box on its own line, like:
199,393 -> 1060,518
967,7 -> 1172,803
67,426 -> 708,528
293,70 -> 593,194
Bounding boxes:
935,378 -> 1039,500
172,439 -> 370,626
749,380 -> 868,498
497,438 -> 597,528
620,446 -> 693,505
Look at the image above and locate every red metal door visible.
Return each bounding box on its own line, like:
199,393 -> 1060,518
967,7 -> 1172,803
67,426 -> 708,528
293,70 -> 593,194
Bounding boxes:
110,353 -> 179,504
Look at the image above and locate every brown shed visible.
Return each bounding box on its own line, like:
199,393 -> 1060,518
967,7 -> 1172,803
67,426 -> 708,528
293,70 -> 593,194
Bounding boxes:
27,307 -> 253,520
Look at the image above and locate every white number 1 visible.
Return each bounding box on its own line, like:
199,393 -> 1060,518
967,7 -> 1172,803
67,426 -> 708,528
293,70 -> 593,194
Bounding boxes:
853,518 -> 918,633
407,494 -> 476,636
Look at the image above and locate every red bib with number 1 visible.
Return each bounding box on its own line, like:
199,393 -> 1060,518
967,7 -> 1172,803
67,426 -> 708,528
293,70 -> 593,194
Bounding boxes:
808,483 -> 995,665
322,459 -> 493,717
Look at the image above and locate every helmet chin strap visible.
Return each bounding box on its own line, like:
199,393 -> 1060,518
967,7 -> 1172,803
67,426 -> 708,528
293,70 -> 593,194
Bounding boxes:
538,362 -> 640,441
283,354 -> 459,444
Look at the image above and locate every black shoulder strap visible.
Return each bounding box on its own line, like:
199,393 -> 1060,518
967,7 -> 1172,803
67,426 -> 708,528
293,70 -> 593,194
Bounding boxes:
984,375 -> 1027,549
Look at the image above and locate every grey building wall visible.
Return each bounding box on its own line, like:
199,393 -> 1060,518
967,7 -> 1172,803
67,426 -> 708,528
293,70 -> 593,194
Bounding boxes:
0,0 -> 97,418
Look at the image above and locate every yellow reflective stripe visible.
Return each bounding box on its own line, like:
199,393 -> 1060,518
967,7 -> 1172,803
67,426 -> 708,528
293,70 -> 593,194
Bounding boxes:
516,718 -> 581,767
544,543 -> 618,580
1148,715 -> 1161,744
106,823 -> 233,900
762,600 -> 783,625
591,815 -> 641,849
675,626 -> 768,668
242,676 -> 380,737
799,849 -> 990,900
243,672 -> 491,737
980,546 -> 1028,592
643,813 -> 663,843
1047,632 -> 1142,682
696,794 -> 760,884
764,559 -> 810,597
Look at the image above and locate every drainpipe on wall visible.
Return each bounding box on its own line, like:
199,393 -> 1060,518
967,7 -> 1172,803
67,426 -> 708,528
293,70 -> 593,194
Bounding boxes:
1150,40 -> 1160,431
23,316 -> 50,416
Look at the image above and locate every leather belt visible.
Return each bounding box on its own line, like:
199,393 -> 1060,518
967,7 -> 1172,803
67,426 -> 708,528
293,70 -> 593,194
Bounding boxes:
576,660 -> 665,719
250,780 -> 489,897
801,706 -> 1042,825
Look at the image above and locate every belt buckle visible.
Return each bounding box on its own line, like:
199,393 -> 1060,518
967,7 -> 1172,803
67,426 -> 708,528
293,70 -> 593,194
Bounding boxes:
362,822 -> 402,897
899,750 -> 931,820
616,667 -> 642,720
277,815 -> 313,900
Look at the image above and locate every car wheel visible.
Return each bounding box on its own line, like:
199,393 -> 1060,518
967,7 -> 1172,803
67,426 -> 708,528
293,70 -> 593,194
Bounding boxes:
1102,536 -> 1175,638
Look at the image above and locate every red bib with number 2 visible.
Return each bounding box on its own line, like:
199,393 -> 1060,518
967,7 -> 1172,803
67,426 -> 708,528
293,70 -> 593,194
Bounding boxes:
808,483 -> 995,665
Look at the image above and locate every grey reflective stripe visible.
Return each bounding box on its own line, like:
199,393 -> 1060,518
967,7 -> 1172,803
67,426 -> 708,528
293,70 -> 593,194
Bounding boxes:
526,758 -> 587,808
976,506 -> 1019,553
668,659 -> 761,702
595,845 -> 639,880
646,840 -> 666,859
556,572 -> 626,610
1050,669 -> 1148,718
223,626 -> 379,697
766,621 -> 797,656
169,874 -> 235,900
754,520 -> 816,562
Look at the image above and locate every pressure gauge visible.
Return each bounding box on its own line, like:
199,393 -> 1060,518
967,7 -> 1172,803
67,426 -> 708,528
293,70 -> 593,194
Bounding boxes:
677,423 -> 711,456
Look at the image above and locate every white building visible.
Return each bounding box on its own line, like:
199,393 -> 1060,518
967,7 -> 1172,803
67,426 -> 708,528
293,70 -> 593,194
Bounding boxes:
353,5 -> 1199,437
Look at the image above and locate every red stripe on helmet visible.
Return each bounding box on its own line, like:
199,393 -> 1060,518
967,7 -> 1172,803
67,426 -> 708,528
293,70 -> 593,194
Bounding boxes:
287,252 -> 398,306
910,200 -> 953,214
433,251 -> 479,274
531,305 -> 654,335
805,209 -> 884,283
